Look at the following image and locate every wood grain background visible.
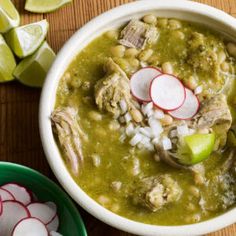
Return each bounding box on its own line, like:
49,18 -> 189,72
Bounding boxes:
2,0 -> 236,235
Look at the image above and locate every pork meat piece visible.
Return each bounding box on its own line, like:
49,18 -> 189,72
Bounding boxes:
51,106 -> 87,175
95,58 -> 142,119
131,175 -> 182,212
119,19 -> 158,49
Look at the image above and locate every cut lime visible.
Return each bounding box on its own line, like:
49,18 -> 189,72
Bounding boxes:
178,133 -> 215,165
0,34 -> 16,82
13,41 -> 56,87
0,0 -> 20,33
25,0 -> 72,13
5,19 -> 48,58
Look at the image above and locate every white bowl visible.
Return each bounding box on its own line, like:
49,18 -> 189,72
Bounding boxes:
39,1 -> 236,235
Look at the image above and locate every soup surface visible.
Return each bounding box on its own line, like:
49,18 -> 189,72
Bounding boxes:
52,16 -> 236,225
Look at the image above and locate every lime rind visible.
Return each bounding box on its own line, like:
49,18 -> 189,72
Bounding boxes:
5,19 -> 49,58
178,133 -> 215,165
25,0 -> 72,13
0,34 -> 16,82
13,41 -> 56,87
0,0 -> 20,33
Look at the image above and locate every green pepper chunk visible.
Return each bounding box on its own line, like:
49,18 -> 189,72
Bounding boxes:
178,133 -> 215,165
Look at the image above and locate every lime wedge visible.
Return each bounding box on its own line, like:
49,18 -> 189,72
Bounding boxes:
0,0 -> 20,33
13,41 -> 55,87
0,34 -> 16,82
5,19 -> 48,58
178,133 -> 215,165
25,0 -> 72,13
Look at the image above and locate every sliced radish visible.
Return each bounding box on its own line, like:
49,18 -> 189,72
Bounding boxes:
50,231 -> 63,236
46,215 -> 59,232
130,67 -> 162,102
0,200 -> 30,236
0,196 -> 2,216
12,217 -> 49,236
168,88 -> 200,120
0,187 -> 15,201
150,74 -> 186,111
1,183 -> 32,206
45,201 -> 57,213
27,203 -> 56,225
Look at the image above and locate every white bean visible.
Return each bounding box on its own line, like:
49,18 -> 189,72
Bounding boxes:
88,111 -> 102,121
162,62 -> 173,74
169,19 -> 182,30
218,51 -> 226,64
227,42 -> 236,58
111,45 -> 126,57
130,109 -> 143,123
221,62 -> 229,72
143,14 -> 157,25
161,114 -> 173,126
125,48 -> 139,57
186,76 -> 198,90
139,49 -> 153,62
158,18 -> 168,27
105,30 -> 119,40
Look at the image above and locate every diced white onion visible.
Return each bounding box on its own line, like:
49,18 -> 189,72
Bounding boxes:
177,124 -> 189,136
146,109 -> 154,117
162,137 -> 172,150
153,109 -> 165,119
144,142 -> 155,151
148,118 -> 163,137
119,100 -> 128,114
194,85 -> 203,95
126,123 -> 135,136
140,136 -> 151,145
129,133 -> 142,146
124,112 -> 132,123
134,126 -> 141,134
141,102 -> 153,116
139,127 -> 152,138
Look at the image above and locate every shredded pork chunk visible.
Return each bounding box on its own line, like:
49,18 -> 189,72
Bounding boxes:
119,19 -> 158,49
132,175 -> 182,212
95,58 -> 142,119
51,107 -> 86,175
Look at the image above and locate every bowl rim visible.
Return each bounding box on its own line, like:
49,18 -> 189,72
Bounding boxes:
39,0 -> 236,235
0,161 -> 87,236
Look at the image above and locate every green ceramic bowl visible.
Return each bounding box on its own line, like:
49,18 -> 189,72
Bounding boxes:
0,162 -> 87,236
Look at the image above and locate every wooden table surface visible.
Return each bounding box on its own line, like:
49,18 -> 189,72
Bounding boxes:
2,0 -> 236,235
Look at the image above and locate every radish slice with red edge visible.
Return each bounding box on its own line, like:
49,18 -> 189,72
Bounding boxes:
47,215 -> 59,232
12,217 -> 49,236
50,231 -> 63,236
130,67 -> 162,102
27,202 -> 56,225
168,88 -> 200,120
150,74 -> 186,111
0,200 -> 30,236
1,183 -> 32,206
0,196 -> 2,216
45,201 -> 57,213
0,187 -> 15,201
